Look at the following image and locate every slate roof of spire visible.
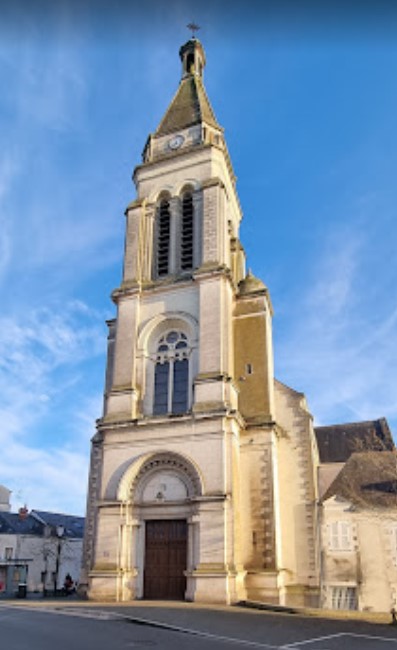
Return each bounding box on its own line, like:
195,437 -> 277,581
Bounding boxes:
315,418 -> 394,463
155,74 -> 221,136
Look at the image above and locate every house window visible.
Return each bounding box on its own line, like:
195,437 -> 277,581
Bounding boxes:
329,521 -> 352,551
5,547 -> 13,560
330,586 -> 358,610
181,191 -> 194,270
157,198 -> 171,277
153,331 -> 190,415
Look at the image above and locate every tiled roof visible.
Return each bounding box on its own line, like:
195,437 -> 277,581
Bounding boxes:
155,75 -> 220,136
315,418 -> 394,463
322,451 -> 397,508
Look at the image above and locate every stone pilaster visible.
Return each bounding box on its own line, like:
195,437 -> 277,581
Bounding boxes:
80,433 -> 103,594
123,199 -> 154,285
106,294 -> 141,420
201,178 -> 223,267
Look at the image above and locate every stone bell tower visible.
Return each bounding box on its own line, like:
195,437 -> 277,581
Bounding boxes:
82,37 -> 318,607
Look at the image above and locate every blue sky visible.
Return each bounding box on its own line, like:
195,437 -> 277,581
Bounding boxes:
1,1 -> 396,515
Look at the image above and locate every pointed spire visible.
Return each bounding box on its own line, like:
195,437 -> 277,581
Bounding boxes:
154,38 -> 221,137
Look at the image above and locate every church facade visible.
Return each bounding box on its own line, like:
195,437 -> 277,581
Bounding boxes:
81,38 -> 394,609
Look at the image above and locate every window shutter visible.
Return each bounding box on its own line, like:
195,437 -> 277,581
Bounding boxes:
330,522 -> 339,550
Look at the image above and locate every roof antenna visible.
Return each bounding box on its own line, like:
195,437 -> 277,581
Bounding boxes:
187,22 -> 200,39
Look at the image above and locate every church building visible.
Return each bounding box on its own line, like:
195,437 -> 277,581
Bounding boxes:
81,37 -> 395,609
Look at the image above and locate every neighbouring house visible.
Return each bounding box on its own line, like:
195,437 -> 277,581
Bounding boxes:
0,489 -> 84,597
314,421 -> 397,612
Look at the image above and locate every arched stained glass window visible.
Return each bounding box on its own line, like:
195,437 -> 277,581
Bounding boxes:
153,331 -> 190,415
181,192 -> 194,270
157,199 -> 171,277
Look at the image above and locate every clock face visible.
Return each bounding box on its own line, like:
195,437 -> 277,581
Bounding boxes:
168,135 -> 184,150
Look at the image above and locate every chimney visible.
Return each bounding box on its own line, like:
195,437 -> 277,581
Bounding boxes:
18,505 -> 29,520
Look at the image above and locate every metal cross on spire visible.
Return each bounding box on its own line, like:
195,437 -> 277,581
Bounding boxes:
187,22 -> 200,38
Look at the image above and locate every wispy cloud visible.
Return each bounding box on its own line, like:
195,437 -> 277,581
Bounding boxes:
306,233 -> 362,320
276,218 -> 397,432
0,4 -> 87,133
0,153 -> 20,280
0,301 -> 104,513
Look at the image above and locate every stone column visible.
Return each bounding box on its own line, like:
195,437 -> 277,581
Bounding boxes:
121,516 -> 140,601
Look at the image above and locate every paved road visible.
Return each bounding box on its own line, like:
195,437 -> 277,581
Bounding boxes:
1,602 -> 397,649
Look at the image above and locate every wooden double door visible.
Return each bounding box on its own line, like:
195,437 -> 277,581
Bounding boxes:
144,519 -> 187,600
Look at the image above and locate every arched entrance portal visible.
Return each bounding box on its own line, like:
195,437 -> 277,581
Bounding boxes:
118,452 -> 203,601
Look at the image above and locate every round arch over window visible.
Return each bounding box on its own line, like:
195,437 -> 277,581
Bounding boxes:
153,330 -> 190,415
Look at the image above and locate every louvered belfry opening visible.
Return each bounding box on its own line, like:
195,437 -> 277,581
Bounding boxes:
157,199 -> 171,276
181,192 -> 194,270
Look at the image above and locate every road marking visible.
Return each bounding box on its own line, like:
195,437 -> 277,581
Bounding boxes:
117,614 -> 280,648
280,633 -> 345,648
345,633 -> 397,644
281,632 -> 397,647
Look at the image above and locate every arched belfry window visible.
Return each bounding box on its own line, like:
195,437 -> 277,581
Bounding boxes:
157,198 -> 171,277
153,331 -> 190,415
181,191 -> 194,271
186,52 -> 195,74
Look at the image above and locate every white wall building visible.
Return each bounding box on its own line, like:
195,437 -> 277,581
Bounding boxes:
0,498 -> 84,597
319,450 -> 397,613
